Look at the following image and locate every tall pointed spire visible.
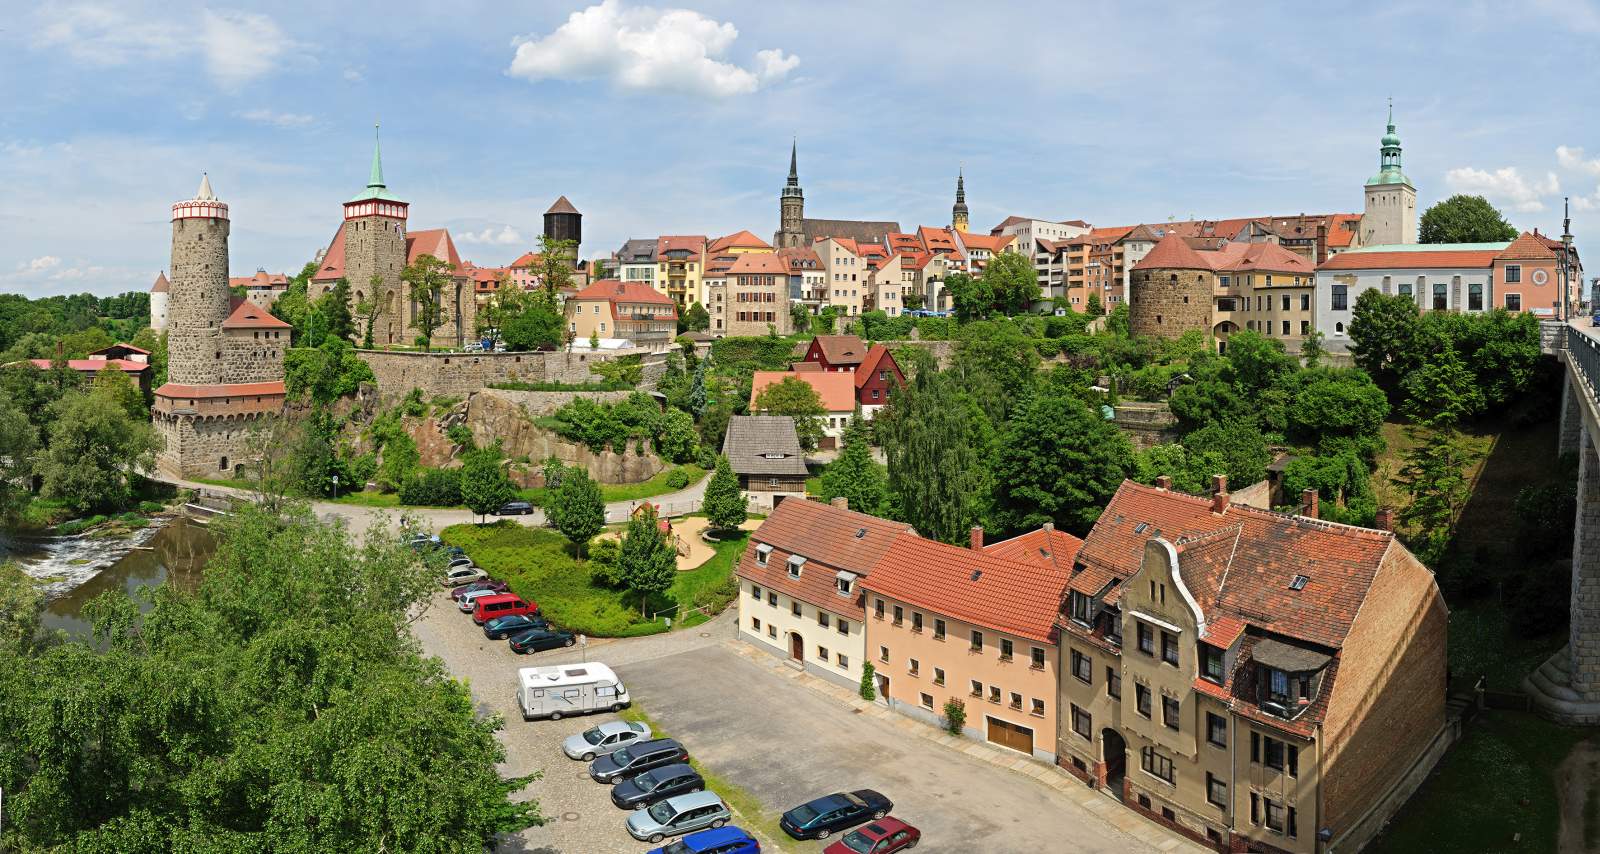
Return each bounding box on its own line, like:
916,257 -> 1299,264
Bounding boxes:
368,123 -> 386,190
787,139 -> 798,186
951,164 -> 970,233
956,167 -> 966,204
196,172 -> 215,200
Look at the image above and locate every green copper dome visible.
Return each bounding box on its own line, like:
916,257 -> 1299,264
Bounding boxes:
1366,102 -> 1411,187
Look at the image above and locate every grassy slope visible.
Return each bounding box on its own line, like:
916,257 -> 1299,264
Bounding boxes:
324,465 -> 706,511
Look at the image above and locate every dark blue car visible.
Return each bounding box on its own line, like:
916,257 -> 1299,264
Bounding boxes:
780,789 -> 892,840
648,825 -> 760,854
483,614 -> 549,640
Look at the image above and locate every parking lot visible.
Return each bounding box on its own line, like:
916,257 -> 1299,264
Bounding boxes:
414,591 -> 1179,853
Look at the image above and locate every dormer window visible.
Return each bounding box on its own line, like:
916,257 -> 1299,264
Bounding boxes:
1068,591 -> 1094,625
835,570 -> 856,596
787,555 -> 806,578
1200,643 -> 1225,683
755,543 -> 773,566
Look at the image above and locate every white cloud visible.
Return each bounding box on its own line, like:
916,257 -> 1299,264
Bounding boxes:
237,109 -> 314,128
1445,166 -> 1560,212
203,10 -> 297,88
36,4 -> 180,64
33,5 -> 298,88
457,225 -> 525,246
508,0 -> 798,98
19,256 -> 61,273
343,67 -> 365,83
1558,145 -> 1600,177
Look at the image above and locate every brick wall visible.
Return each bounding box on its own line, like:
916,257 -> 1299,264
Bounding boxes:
1130,268 -> 1213,340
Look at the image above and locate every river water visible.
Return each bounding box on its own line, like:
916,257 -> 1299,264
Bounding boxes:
1,518 -> 216,636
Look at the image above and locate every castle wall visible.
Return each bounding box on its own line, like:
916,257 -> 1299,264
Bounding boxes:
155,411 -> 274,478
1129,267 -> 1213,341
356,348 -> 667,400
221,329 -> 288,384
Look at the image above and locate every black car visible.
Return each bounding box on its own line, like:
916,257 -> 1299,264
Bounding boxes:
589,738 -> 689,784
483,614 -> 550,640
781,789 -> 893,840
508,627 -> 575,654
496,500 -> 534,515
610,762 -> 704,809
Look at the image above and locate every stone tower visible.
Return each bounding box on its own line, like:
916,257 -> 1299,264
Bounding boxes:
1361,101 -> 1417,247
341,125 -> 410,345
776,141 -> 805,249
952,168 -> 969,233
149,271 -> 170,332
166,174 -> 231,385
1128,234 -> 1214,341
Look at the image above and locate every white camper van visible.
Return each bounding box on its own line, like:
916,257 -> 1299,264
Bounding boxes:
516,662 -> 631,721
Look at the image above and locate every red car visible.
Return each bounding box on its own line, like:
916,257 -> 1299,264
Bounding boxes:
473,593 -> 539,625
823,817 -> 920,853
449,579 -> 509,602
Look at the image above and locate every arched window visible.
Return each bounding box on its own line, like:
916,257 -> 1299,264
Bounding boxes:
219,456 -> 229,470
1335,322 -> 1345,334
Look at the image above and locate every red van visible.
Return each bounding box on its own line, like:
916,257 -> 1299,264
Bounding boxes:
473,593 -> 539,625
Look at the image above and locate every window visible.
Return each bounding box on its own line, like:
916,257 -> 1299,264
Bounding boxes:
1264,799 -> 1286,834
908,657 -> 919,675
1140,746 -> 1175,784
989,685 -> 1002,704
1032,647 -> 1046,670
971,630 -> 984,652
767,592 -> 777,607
912,612 -> 923,633
1469,282 -> 1483,311
1301,320 -> 1310,335
837,653 -> 848,669
1000,639 -> 1014,661
768,624 -> 777,638
1282,320 -> 1290,335
1255,733 -> 1299,777
1161,632 -> 1179,666
1206,712 -> 1228,748
1281,294 -> 1290,311
751,617 -> 761,631
791,601 -> 802,617
750,584 -> 761,601
1201,644 -> 1225,682
1432,282 -> 1447,310
920,692 -> 934,709
1163,696 -> 1180,730
934,667 -> 946,686
1399,281 -> 1413,297
1507,293 -> 1522,311
1206,772 -> 1228,809
837,619 -> 849,636
970,679 -> 983,697
1069,591 -> 1094,624
1137,623 -> 1154,656
1301,293 -> 1310,311
1072,704 -> 1092,738
1009,691 -> 1022,710
879,646 -> 889,663
892,605 -> 903,626
1505,264 -> 1522,283
817,645 -> 829,661
1135,684 -> 1152,718
1107,666 -> 1121,700
1331,284 -> 1348,311
1071,649 -> 1092,683
874,599 -> 885,620
756,545 -> 771,566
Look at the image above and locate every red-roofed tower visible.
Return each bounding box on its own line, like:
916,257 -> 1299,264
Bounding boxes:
166,173 -> 230,386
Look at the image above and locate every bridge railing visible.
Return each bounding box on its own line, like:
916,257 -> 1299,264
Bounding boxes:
1569,324 -> 1600,401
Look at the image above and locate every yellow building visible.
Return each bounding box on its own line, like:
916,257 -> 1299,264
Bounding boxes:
657,235 -> 707,308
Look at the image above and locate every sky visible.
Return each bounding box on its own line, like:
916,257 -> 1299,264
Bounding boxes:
2,0 -> 1599,298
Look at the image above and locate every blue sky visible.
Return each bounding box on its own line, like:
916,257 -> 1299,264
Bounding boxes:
2,0 -> 1598,298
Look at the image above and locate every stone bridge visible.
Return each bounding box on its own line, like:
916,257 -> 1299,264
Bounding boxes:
1527,320 -> 1600,723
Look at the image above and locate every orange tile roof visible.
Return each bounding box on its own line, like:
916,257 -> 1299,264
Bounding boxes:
510,251 -> 542,268
1132,233 -> 1214,271
1497,231 -> 1559,260
1209,241 -> 1315,275
26,358 -> 148,374
983,525 -> 1085,574
570,279 -> 675,305
917,226 -> 958,252
727,253 -> 787,275
735,498 -> 914,618
155,381 -> 286,398
1317,247 -> 1505,271
957,232 -> 1016,252
221,300 -> 291,329
657,235 -> 707,255
750,370 -> 857,412
852,344 -> 901,390
150,271 -> 169,293
709,230 -> 772,252
864,533 -> 1070,644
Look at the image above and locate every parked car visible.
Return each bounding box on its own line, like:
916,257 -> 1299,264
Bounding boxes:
563,720 -> 652,761
406,533 -> 440,550
611,762 -> 704,810
441,566 -> 487,587
508,627 -> 576,654
444,546 -> 466,558
823,817 -> 920,853
472,593 -> 539,624
646,825 -> 760,854
457,588 -> 503,612
446,556 -> 475,571
780,790 -> 893,841
483,613 -> 548,640
450,579 -> 510,602
1591,312 -> 1600,327
589,738 -> 689,784
626,791 -> 731,843
495,500 -> 534,516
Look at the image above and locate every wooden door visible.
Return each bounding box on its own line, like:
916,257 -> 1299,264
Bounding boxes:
985,717 -> 1034,755
790,632 -> 803,660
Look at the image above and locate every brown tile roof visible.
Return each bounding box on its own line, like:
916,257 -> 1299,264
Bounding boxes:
736,498 -> 914,617
720,415 -> 808,476
657,235 -> 707,255
25,358 -> 148,374
709,230 -> 772,252
727,253 -> 787,275
1317,246 -> 1507,271
150,271 -> 169,293
155,381 -> 286,398
1132,233 -> 1214,271
1497,231 -> 1560,260
750,370 -> 857,412
545,195 -> 580,215
1209,241 -> 1315,275
864,533 -> 1070,644
983,525 -> 1085,575
811,334 -> 868,366
221,300 -> 291,329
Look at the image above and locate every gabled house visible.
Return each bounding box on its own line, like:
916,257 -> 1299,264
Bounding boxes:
720,415 -> 809,508
795,335 -> 905,417
749,371 -> 857,449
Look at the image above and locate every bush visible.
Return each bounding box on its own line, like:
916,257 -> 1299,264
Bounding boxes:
691,572 -> 740,612
588,537 -> 624,588
138,500 -> 166,514
860,661 -> 876,701
942,697 -> 967,736
445,424 -> 474,448
664,467 -> 691,490
400,388 -> 427,417
398,468 -> 462,506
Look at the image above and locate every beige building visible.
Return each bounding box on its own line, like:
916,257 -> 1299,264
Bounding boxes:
723,253 -> 791,337
817,237 -> 867,317
657,235 -> 708,306
1129,234 -> 1317,353
564,279 -> 677,349
1055,479 -> 1447,854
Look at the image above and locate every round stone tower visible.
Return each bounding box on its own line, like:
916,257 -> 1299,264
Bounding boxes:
166,174 -> 230,385
1128,233 -> 1214,341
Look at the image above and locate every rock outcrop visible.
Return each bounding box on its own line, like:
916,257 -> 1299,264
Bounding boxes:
463,390 -> 666,484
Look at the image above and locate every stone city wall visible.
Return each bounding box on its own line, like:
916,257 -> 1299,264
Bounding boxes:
356,348 -> 666,400
1112,401 -> 1179,450
155,411 -> 271,479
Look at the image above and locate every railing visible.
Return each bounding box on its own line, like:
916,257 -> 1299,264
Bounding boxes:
1570,324 -> 1600,401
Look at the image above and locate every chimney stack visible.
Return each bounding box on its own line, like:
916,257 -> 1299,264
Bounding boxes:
970,526 -> 984,551
1374,507 -> 1393,531
1301,488 -> 1319,520
1155,475 -> 1173,490
831,497 -> 848,510
1042,521 -> 1055,532
1210,474 -> 1230,514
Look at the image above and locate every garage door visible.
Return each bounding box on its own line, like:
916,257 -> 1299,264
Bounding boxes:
986,716 -> 1034,755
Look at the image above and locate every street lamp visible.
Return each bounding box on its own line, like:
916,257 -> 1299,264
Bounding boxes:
332,474 -> 339,501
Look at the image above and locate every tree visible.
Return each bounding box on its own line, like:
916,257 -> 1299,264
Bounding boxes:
788,302 -> 811,334
1394,424 -> 1480,566
618,503 -> 677,616
501,290 -> 565,352
951,320 -> 1041,422
287,408 -> 348,498
1085,291 -> 1104,317
682,302 -> 710,332
356,279 -> 381,349
317,277 -> 356,342
460,444 -> 517,523
0,362 -> 80,437
284,337 -> 376,404
819,417 -> 888,516
877,369 -> 995,544
0,395 -> 38,518
1420,194 -> 1518,244
550,467 -> 605,558
91,367 -> 147,419
1183,420 -> 1272,489
0,560 -> 43,652
703,455 -> 747,532
654,407 -> 700,463
269,261 -> 321,345
992,390 -> 1133,534
1402,339 -> 1485,425
1347,290 -> 1421,388
754,375 -> 827,452
943,271 -> 994,320
37,385 -> 162,512
859,661 -> 877,701
534,236 -> 579,297
982,250 -> 1041,314
1221,330 -> 1295,395
402,253 -> 453,350
1299,329 -> 1325,368
589,330 -> 601,350
687,357 -> 709,418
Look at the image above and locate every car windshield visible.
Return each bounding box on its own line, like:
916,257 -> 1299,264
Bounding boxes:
789,803 -> 821,824
661,842 -> 691,854
581,727 -> 604,745
612,747 -> 632,764
646,800 -> 676,823
839,830 -> 876,854
632,770 -> 657,789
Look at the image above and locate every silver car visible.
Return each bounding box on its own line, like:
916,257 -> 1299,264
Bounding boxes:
625,790 -> 731,843
456,587 -> 500,612
562,721 -> 652,761
441,566 -> 487,587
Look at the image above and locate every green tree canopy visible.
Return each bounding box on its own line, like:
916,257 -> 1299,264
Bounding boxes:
317,277 -> 357,342
619,503 -> 677,616
754,375 -> 827,452
37,382 -> 163,512
981,250 -> 1041,314
1183,419 -> 1272,489
943,271 -> 995,320
703,454 -> 747,532
877,369 -> 995,544
0,395 -> 38,518
460,443 -> 517,523
1347,289 -> 1421,388
550,466 -> 605,557
818,416 -> 889,516
1419,194 -> 1519,244
402,253 -> 453,350
284,337 -> 376,404
682,302 -> 711,332
992,390 -> 1133,534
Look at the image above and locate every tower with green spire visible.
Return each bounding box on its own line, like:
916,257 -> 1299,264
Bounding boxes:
1361,100 -> 1418,246
341,124 -> 411,344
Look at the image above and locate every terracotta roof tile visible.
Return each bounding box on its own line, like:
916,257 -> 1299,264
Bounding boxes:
25,358 -> 148,374
221,301 -> 291,330
852,344 -> 901,390
154,381 -> 286,398
810,335 -> 868,366
1497,231 -> 1560,260
984,525 -> 1086,575
736,499 -> 914,617
570,279 -> 675,306
750,370 -> 856,412
864,534 -> 1070,644
1317,245 -> 1508,271
709,230 -> 772,252
1132,233 -> 1215,271
150,271 -> 169,293
727,253 -> 787,275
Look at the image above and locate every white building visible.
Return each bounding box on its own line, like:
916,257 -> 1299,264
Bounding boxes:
149,271 -> 169,332
1315,242 -> 1510,352
989,216 -> 1091,300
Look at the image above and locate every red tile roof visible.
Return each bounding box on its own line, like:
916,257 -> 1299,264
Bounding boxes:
864,533 -> 1070,644
983,525 -> 1085,574
750,370 -> 857,412
735,498 -> 914,617
727,253 -> 787,275
1317,247 -> 1505,271
852,344 -> 900,390
150,271 -> 169,293
709,230 -> 772,252
657,235 -> 707,255
917,226 -> 958,252
1132,233 -> 1214,271
1209,241 -> 1315,275
221,300 -> 291,329
1324,214 -> 1361,248
1497,231 -> 1559,260
229,271 -> 289,290
510,251 -> 542,268
810,334 -> 868,366
26,358 -> 148,374
155,381 -> 286,398
545,195 -> 580,215
570,279 -> 675,305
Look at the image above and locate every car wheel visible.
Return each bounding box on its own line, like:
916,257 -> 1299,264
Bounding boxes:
581,752 -> 595,761
816,829 -> 830,840
710,819 -> 726,829
550,711 -> 563,721
564,637 -> 575,647
610,703 -> 624,712
905,840 -> 918,849
873,809 -> 887,819
649,834 -> 664,843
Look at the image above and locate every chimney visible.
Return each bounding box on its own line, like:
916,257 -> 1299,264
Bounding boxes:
1374,507 -> 1393,531
830,496 -> 848,510
1155,475 -> 1173,490
1042,521 -> 1054,532
1301,488 -> 1319,520
970,526 -> 984,551
1210,474 -> 1229,514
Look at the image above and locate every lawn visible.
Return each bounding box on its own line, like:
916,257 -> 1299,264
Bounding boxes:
518,464 -> 706,507
1371,710 -> 1588,854
440,517 -> 743,638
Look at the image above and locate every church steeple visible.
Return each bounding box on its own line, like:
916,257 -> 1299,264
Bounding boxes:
952,167 -> 969,233
783,140 -> 802,197
348,123 -> 405,203
1366,98 -> 1411,188
777,139 -> 805,248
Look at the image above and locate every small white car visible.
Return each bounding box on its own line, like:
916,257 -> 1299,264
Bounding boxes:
562,721 -> 652,761
441,565 -> 488,587
457,587 -> 501,612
